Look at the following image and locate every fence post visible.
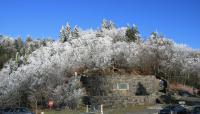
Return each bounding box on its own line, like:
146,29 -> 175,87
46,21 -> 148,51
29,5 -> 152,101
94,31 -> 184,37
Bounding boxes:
35,100 -> 37,114
100,104 -> 103,114
86,105 -> 89,113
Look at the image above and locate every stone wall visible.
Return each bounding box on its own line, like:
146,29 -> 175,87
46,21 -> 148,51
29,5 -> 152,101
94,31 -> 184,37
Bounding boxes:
80,74 -> 160,105
85,95 -> 157,106
81,75 -> 159,96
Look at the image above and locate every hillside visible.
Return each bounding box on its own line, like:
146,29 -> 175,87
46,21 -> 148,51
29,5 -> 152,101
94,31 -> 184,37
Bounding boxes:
0,20 -> 199,107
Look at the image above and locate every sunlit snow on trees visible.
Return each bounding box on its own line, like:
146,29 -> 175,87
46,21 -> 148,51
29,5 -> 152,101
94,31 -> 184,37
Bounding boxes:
0,20 -> 199,108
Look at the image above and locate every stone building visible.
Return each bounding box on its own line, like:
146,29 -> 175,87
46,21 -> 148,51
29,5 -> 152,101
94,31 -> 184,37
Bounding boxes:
80,74 -> 160,106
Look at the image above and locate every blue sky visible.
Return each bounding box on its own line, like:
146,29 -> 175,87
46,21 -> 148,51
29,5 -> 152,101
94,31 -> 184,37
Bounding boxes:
0,0 -> 200,48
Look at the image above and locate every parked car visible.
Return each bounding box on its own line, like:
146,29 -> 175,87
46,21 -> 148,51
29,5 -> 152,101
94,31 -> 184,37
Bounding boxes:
0,108 -> 5,114
159,104 -> 188,114
178,90 -> 193,97
14,107 -> 34,114
189,105 -> 200,114
1,107 -> 34,114
1,108 -> 15,114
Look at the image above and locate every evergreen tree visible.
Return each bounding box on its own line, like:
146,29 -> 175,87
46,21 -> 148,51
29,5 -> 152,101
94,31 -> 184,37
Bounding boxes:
109,20 -> 115,29
15,52 -> 20,65
73,25 -> 79,38
59,22 -> 72,42
23,53 -> 29,65
14,39 -> 19,51
59,26 -> 66,43
41,39 -> 47,46
125,25 -> 140,42
20,47 -> 26,56
66,22 -> 71,34
65,22 -> 71,40
0,46 -> 6,69
9,52 -> 20,73
26,35 -> 32,42
14,37 -> 23,52
0,36 -> 17,69
17,37 -> 23,49
101,19 -> 115,30
24,35 -> 37,55
150,32 -> 158,39
150,32 -> 166,46
29,44 -> 34,54
102,19 -> 108,29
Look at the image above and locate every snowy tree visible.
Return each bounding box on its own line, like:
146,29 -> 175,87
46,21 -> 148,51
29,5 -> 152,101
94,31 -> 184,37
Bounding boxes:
15,52 -> 20,65
59,26 -> 66,43
150,32 -> 158,39
125,25 -> 140,42
109,20 -> 115,29
14,37 -> 23,52
96,29 -> 104,37
23,53 -> 29,65
65,22 -> 71,40
72,25 -> 79,38
101,19 -> 115,30
0,35 -> 16,69
60,23 -> 72,42
0,22 -> 200,107
102,19 -> 108,29
26,35 -> 32,42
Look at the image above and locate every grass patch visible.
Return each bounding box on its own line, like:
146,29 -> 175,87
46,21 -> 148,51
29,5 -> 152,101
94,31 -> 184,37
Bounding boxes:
43,104 -> 150,114
104,104 -> 149,114
44,109 -> 80,114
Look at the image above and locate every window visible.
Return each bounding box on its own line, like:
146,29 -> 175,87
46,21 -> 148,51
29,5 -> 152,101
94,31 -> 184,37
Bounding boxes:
117,83 -> 129,90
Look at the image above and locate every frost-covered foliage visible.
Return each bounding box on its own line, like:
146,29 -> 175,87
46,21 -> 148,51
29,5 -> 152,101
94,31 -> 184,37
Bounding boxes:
52,76 -> 84,109
0,35 -> 16,69
0,35 -> 51,72
0,23 -> 199,107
